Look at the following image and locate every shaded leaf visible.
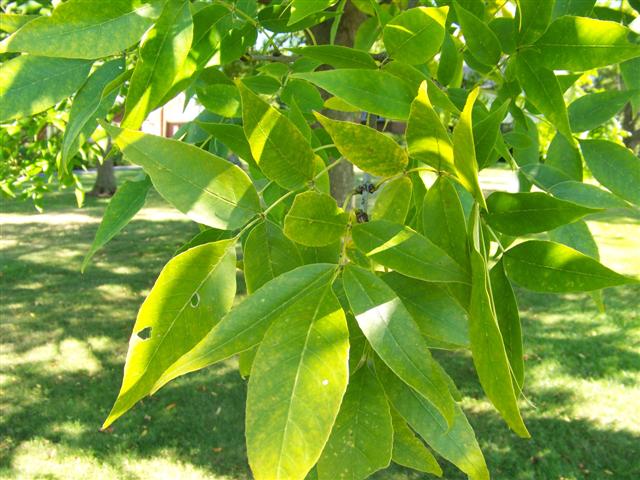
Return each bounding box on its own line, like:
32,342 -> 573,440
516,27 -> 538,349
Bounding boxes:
376,360 -> 489,480
383,272 -> 469,349
454,1 -> 501,66
284,191 -> 349,247
317,366 -> 393,480
568,90 -> 638,132
343,265 -> 456,426
468,207 -> 529,438
244,220 -> 303,294
62,58 -> 125,168
352,220 -> 469,284
390,409 -> 442,475
580,139 -> 640,206
82,176 -> 152,272
372,176 -> 412,224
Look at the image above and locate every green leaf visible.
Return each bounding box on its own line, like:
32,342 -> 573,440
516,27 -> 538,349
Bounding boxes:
317,366 -> 393,480
546,133 -> 583,181
0,0 -> 163,59
453,87 -> 486,208
82,176 -> 152,272
548,181 -> 630,209
151,264 -> 337,393
548,220 -> 599,261
376,360 -> 489,480
0,13 -> 37,34
552,0 -> 596,18
196,122 -> 256,168
489,17 -> 517,54
516,0 -> 554,46
519,163 -> 573,190
390,409 -> 442,475
62,58 -> 125,169
580,139 -> 640,206
122,0 -> 193,129
289,45 -> 377,69
568,90 -> 638,132
246,285 -> 348,480
343,265 -> 456,426
0,55 -> 91,123
196,84 -> 241,118
515,52 -> 575,146
352,220 -> 469,284
383,272 -> 469,349
485,192 -> 600,235
293,69 -> 415,119
489,260 -> 524,389
244,220 -> 303,294
103,124 -> 261,230
382,6 -> 448,65
621,58 -> 640,114
437,31 -> 463,85
422,176 -> 469,270
534,16 -> 640,71
175,228 -> 234,256
289,0 -> 338,25
406,81 -> 455,173
474,100 -> 509,169
103,239 -> 237,428
281,79 -> 324,113
372,176 -> 412,224
238,81 -> 315,189
469,207 -> 529,438
504,240 -> 638,292
314,112 -> 408,176
454,1 -> 501,66
284,191 -> 349,247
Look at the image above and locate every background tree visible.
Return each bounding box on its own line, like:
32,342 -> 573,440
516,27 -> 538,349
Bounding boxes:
1,0 -> 639,479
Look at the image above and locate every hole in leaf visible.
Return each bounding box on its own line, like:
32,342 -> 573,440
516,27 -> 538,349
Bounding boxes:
190,293 -> 200,308
136,327 -> 152,340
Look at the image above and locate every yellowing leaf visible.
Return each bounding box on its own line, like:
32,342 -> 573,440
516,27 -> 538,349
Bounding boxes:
314,112 -> 408,176
103,240 -> 237,428
246,285 -> 349,480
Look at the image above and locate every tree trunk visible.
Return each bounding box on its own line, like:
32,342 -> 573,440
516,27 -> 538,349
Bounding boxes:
89,157 -> 117,197
311,1 -> 366,208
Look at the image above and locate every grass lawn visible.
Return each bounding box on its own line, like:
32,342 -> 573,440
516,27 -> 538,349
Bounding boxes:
1,171 -> 639,479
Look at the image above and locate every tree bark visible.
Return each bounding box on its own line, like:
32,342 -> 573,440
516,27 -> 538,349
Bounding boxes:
89,157 -> 117,197
311,1 -> 366,208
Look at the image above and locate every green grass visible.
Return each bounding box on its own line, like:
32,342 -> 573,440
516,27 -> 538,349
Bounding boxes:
1,172 -> 639,479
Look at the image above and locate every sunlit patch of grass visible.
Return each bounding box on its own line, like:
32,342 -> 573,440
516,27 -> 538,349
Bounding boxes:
1,170 -> 639,479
